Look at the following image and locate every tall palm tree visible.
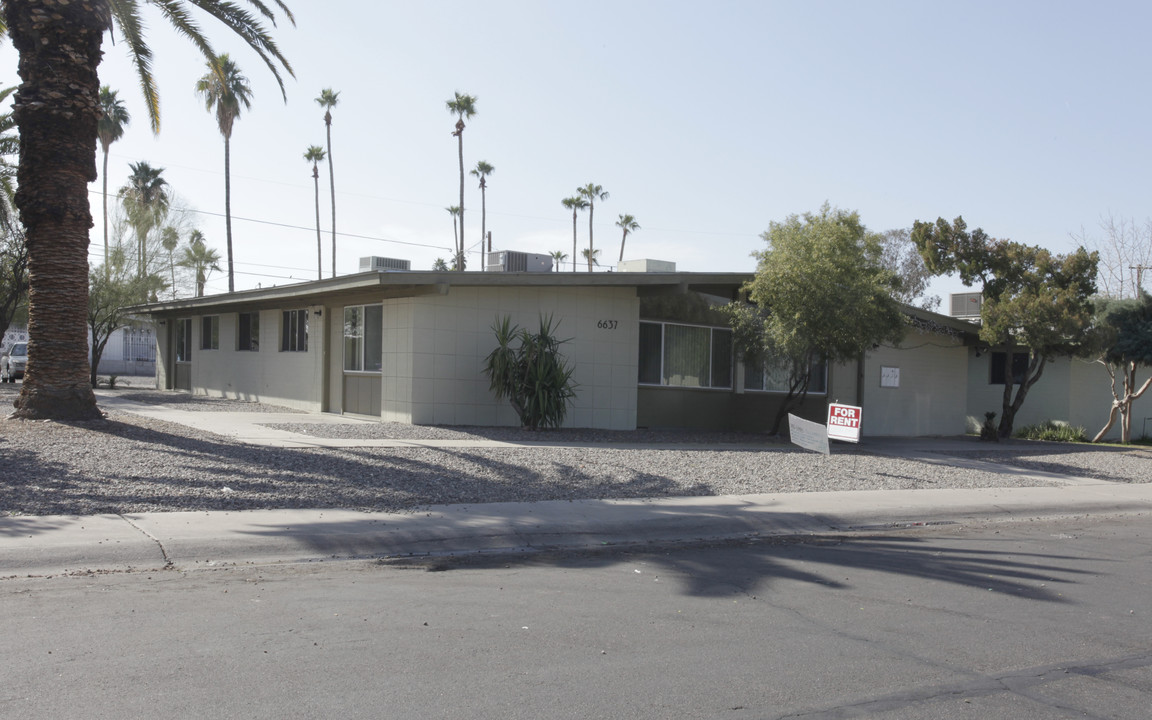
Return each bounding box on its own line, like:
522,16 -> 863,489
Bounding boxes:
97,86 -> 129,271
561,196 -> 588,274
581,247 -> 601,269
446,205 -> 460,265
160,225 -> 180,298
118,161 -> 169,278
616,214 -> 640,264
445,92 -> 477,270
196,53 -> 253,294
470,160 -> 494,258
549,250 -> 569,272
177,230 -> 222,298
4,0 -> 294,421
577,183 -> 609,271
315,88 -> 339,277
304,145 -> 326,280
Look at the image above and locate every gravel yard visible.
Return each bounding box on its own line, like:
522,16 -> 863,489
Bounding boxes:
2,384 -> 1148,517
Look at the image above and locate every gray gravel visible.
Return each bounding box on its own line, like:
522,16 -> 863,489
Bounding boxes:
1,385 -> 1147,517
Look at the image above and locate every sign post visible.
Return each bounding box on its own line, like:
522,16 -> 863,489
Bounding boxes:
826,403 -> 862,443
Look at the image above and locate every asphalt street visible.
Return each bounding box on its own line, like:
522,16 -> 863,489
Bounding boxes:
3,514 -> 1150,720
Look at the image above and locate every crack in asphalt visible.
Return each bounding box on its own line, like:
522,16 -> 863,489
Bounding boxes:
117,515 -> 174,568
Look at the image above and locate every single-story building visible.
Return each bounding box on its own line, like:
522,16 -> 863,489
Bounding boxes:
131,257 -> 1151,439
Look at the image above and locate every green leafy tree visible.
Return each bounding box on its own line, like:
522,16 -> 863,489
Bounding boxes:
304,145 -> 326,279
483,314 -> 578,430
912,216 -> 1098,438
97,86 -> 130,271
0,84 -> 25,342
738,203 -> 906,435
561,196 -> 588,274
177,230 -> 222,298
2,0 -> 294,420
470,160 -> 494,256
616,213 -> 639,264
446,92 -> 477,270
577,183 -> 609,271
315,88 -> 339,277
1089,294 -> 1152,443
118,161 -> 169,278
878,227 -> 940,311
88,245 -> 161,387
196,54 -> 253,293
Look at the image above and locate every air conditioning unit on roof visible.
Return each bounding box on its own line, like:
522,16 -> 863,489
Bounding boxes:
485,250 -> 552,272
950,292 -> 982,319
359,256 -> 411,272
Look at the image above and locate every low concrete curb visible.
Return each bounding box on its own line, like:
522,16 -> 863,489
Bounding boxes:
4,483 -> 1150,577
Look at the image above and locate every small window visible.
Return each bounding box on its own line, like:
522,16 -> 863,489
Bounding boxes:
281,309 -> 308,352
343,304 -> 383,372
637,320 -> 732,388
238,312 -> 260,352
175,319 -> 193,362
990,351 -> 1029,385
200,316 -> 219,350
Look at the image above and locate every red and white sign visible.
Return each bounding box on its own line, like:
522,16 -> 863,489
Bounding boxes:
826,403 -> 862,443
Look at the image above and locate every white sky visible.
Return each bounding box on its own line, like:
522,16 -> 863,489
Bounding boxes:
3,0 -> 1150,299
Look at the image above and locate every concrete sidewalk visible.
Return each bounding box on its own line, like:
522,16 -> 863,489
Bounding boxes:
4,483 -> 1151,577
2,390 -> 1147,577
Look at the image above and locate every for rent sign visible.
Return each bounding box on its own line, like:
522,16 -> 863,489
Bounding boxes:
827,403 -> 862,443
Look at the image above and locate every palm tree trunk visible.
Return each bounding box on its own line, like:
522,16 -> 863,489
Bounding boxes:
571,210 -> 577,273
587,201 -> 595,271
102,147 -> 110,277
313,164 -> 322,280
8,0 -> 106,420
224,134 -> 235,292
325,114 -> 336,278
456,128 -> 465,269
480,183 -> 487,269
619,229 -> 628,263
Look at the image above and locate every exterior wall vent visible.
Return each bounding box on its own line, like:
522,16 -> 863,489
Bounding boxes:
359,256 -> 411,272
485,250 -> 553,273
950,292 -> 982,319
618,259 -> 677,273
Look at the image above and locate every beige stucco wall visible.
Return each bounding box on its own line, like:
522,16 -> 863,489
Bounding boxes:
374,286 -> 639,430
860,328 -> 969,436
185,307 -> 326,411
1068,359 -> 1152,440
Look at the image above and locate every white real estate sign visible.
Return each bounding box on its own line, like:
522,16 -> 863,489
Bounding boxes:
788,413 -> 830,455
827,403 -> 862,443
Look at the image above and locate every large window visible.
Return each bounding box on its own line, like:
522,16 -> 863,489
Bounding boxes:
175,319 -> 193,362
238,312 -> 260,352
638,321 -> 732,388
990,351 -> 1029,385
745,356 -> 827,394
281,309 -> 308,352
200,316 -> 219,350
343,304 -> 383,372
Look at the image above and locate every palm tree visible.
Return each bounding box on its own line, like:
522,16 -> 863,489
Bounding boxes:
0,84 -> 19,231
177,230 -> 222,298
315,88 -> 339,277
470,160 -> 494,258
196,54 -> 253,294
160,225 -> 180,299
445,92 -> 477,270
616,214 -> 640,264
432,258 -> 449,271
97,86 -> 129,271
577,183 -> 609,271
581,247 -> 601,269
549,250 -> 569,272
118,161 -> 169,279
561,196 -> 588,273
4,0 -> 294,421
304,145 -> 326,280
446,205 -> 460,264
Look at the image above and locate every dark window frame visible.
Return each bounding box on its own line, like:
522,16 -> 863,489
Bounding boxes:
238,311 -> 260,352
200,315 -> 220,351
281,309 -> 309,353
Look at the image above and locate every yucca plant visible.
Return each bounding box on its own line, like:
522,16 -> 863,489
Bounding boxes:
483,314 -> 577,429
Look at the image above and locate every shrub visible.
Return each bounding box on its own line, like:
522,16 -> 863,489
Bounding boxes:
483,314 -> 577,430
979,412 -> 999,442
1013,420 -> 1087,443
